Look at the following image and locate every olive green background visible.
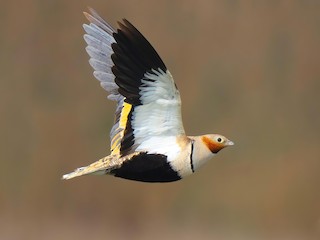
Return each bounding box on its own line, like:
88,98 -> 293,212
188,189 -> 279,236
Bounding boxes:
1,1 -> 320,239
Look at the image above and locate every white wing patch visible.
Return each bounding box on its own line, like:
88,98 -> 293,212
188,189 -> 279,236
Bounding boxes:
140,69 -> 178,104
131,69 -> 185,152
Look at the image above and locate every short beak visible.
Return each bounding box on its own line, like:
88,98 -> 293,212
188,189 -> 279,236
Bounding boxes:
226,140 -> 234,146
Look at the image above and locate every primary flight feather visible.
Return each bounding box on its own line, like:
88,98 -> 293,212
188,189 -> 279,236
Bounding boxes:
62,8 -> 234,183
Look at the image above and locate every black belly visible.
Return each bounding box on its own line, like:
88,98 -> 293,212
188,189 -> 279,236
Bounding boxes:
111,152 -> 181,183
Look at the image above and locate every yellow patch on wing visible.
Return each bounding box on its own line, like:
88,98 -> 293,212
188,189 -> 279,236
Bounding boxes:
201,136 -> 224,153
119,102 -> 132,129
111,102 -> 132,155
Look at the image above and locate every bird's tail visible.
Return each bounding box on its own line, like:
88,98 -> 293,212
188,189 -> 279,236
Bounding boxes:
62,155 -> 117,180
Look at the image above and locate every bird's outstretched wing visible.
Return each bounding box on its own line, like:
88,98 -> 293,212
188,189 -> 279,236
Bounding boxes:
83,9 -> 185,157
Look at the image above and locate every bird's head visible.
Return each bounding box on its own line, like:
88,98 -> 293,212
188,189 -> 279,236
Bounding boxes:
201,134 -> 234,154
188,134 -> 234,172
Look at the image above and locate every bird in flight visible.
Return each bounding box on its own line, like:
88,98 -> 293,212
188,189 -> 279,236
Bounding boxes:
62,8 -> 234,183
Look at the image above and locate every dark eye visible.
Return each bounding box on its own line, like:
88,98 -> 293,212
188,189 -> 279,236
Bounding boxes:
217,137 -> 222,143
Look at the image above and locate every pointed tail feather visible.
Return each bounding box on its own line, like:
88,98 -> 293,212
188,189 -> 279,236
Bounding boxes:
62,155 -> 117,180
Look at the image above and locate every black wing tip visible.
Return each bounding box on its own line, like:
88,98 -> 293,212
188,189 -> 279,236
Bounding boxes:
111,17 -> 168,105
114,18 -> 167,72
121,19 -> 134,30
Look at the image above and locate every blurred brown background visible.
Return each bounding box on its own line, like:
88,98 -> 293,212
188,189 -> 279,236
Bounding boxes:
1,0 -> 320,239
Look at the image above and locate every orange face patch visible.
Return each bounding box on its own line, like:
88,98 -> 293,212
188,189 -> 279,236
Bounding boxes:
202,136 -> 225,154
